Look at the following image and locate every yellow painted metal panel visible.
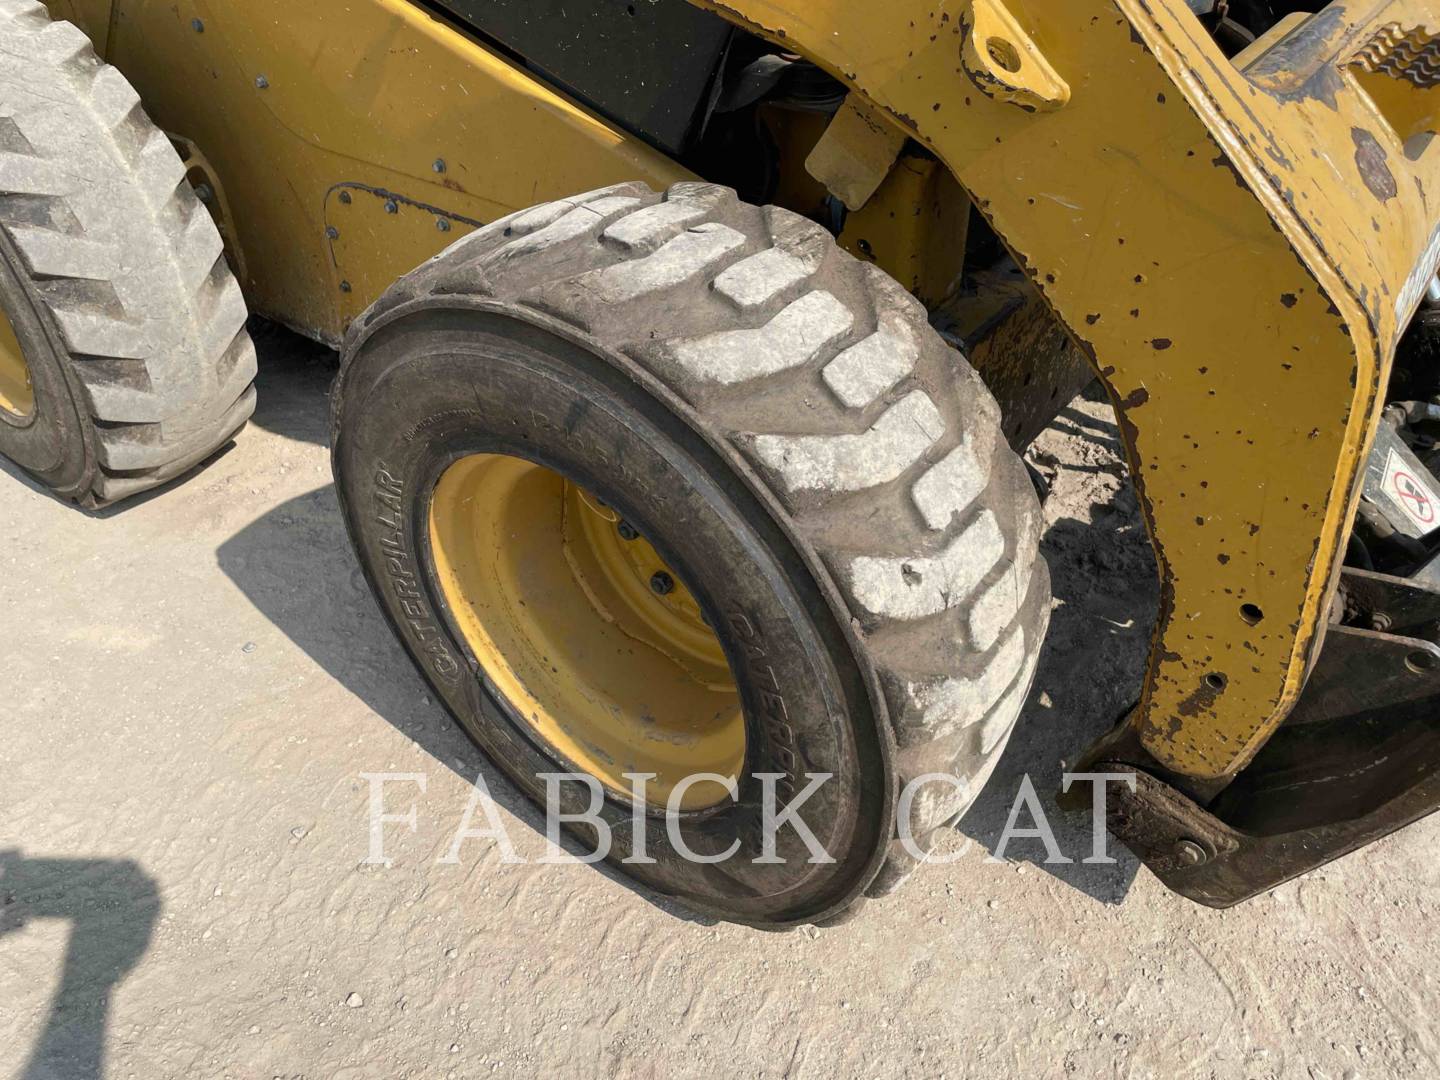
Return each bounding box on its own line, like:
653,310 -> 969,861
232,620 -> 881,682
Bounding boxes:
0,301 -> 33,419
838,153 -> 971,307
691,0 -> 1439,779
101,0 -> 690,342
804,94 -> 908,210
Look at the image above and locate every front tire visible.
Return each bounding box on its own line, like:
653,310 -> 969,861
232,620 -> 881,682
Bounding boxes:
332,182 -> 1049,925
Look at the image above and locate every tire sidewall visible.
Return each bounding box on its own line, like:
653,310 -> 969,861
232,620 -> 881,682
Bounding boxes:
0,234 -> 92,497
333,306 -> 891,925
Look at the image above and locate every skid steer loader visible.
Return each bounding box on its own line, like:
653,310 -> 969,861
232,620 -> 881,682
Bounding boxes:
4,0 -> 1440,926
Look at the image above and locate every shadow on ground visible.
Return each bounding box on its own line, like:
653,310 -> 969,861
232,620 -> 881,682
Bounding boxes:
0,851 -> 160,1079
244,319 -> 337,448
955,394 -> 1158,904
213,479 -> 714,926
219,329 -> 711,921
221,332 -> 1159,915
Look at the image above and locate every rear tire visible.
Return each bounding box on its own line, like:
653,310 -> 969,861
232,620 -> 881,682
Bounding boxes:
333,182 -> 1050,924
0,2 -> 256,505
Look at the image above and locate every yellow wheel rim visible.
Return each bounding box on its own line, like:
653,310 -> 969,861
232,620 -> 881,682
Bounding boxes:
0,302 -> 33,419
428,454 -> 744,811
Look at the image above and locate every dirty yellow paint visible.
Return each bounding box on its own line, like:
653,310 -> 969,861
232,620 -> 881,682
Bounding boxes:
81,0 -> 689,342
805,94 -> 910,210
764,104 -> 971,304
429,455 -> 743,811
838,153 -> 972,306
0,300 -> 33,419
960,0 -> 1071,112
691,0 -> 1439,780
168,133 -> 249,285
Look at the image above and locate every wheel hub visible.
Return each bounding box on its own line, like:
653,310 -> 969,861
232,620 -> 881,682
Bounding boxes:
0,303 -> 33,419
428,454 -> 744,811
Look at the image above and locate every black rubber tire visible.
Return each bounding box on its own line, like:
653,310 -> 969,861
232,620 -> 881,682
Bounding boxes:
332,182 -> 1050,925
0,2 -> 256,506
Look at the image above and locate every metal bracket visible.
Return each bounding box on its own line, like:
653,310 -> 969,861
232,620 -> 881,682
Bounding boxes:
959,0 -> 1070,112
803,94 -> 909,211
168,133 -> 248,287
1089,567 -> 1440,906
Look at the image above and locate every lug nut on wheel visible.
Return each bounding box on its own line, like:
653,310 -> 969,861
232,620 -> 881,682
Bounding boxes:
617,520 -> 638,541
649,571 -> 674,595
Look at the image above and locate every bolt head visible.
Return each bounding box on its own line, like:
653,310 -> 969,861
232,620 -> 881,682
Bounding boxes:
433,158 -> 447,174
436,218 -> 451,233
384,200 -> 398,214
325,226 -> 339,240
649,571 -> 675,596
254,75 -> 269,89
616,521 -> 638,541
1174,839 -> 1209,866
338,190 -> 352,205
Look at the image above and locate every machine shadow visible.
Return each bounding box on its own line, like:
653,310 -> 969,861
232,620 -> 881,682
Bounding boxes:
0,850 -> 160,1079
213,478 -> 714,925
952,405 -> 1159,905
243,318 -> 339,448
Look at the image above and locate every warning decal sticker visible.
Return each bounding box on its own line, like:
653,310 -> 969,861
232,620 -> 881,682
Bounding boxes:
1384,447 -> 1439,531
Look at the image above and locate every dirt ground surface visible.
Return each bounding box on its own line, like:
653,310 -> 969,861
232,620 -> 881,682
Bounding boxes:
2,326 -> 1438,1079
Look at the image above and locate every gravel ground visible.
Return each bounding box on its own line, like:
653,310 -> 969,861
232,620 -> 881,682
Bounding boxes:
1,327 -> 1437,1078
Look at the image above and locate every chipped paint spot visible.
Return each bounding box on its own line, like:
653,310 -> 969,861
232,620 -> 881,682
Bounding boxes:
1351,127 -> 1397,202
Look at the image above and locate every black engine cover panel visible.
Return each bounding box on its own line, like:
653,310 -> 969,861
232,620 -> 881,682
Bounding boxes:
431,0 -> 733,155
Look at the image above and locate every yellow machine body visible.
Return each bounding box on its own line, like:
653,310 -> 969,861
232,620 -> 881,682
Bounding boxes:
689,0 -> 1440,788
45,0 -> 1440,794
